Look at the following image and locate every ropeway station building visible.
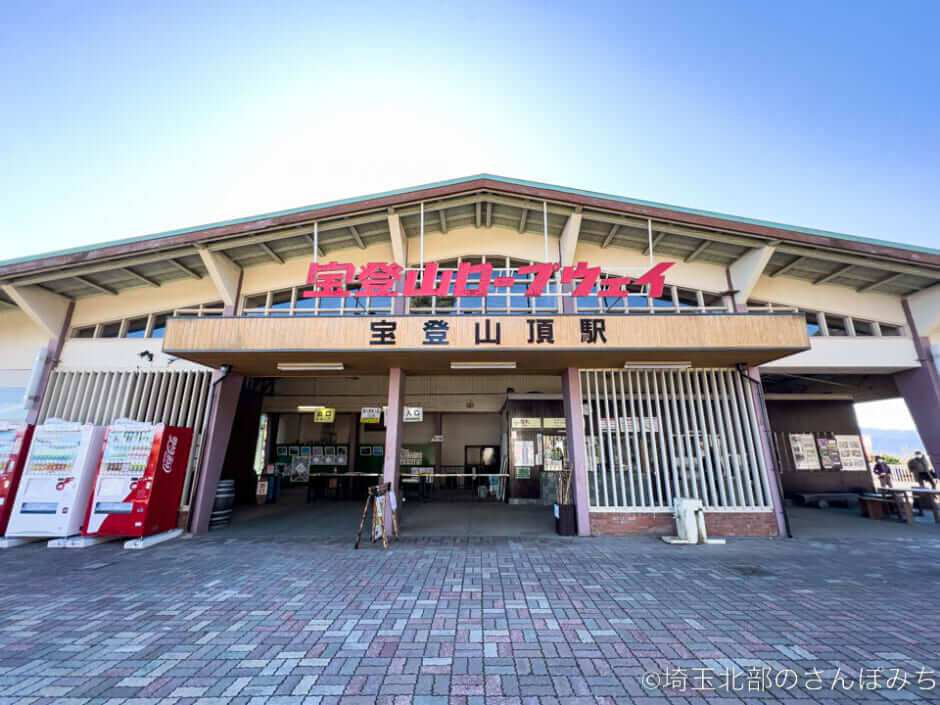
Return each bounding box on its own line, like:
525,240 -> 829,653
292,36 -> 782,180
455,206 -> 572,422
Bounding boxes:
1,174 -> 937,538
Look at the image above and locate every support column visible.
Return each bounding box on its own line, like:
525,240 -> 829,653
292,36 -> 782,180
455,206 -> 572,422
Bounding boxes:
561,368 -> 591,536
894,300 -> 940,469
347,413 -> 358,474
189,371 -> 243,534
745,366 -> 790,538
433,412 -> 442,474
383,368 -> 405,533
27,302 -> 74,425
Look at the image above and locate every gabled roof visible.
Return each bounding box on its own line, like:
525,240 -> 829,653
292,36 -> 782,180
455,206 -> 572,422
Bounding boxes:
0,174 -> 937,304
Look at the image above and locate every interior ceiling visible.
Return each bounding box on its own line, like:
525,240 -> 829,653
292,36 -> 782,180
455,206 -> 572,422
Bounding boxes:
760,373 -> 900,403
2,190 -> 937,301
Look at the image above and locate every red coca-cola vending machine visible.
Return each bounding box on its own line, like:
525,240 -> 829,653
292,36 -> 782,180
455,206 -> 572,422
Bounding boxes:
82,420 -> 193,538
0,422 -> 34,536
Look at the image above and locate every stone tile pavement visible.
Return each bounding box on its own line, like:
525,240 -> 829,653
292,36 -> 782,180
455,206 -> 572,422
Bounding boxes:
1,528 -> 939,704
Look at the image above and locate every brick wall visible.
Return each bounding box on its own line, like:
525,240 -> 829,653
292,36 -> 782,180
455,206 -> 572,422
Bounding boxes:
590,511 -> 778,537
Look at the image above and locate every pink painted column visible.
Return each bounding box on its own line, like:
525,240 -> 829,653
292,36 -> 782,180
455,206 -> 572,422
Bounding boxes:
561,368 -> 591,536
433,412 -> 442,474
189,371 -> 243,534
383,368 -> 405,533
746,366 -> 790,538
894,301 -> 940,470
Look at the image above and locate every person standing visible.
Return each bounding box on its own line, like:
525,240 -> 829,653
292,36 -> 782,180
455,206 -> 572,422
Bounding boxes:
872,456 -> 893,488
908,451 -> 936,489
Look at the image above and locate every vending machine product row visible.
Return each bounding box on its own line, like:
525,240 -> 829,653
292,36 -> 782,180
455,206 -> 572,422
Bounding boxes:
83,419 -> 193,538
5,419 -> 105,538
0,422 -> 35,536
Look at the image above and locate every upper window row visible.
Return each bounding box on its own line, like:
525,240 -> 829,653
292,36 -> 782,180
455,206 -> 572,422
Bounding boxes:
71,302 -> 223,339
747,300 -> 905,337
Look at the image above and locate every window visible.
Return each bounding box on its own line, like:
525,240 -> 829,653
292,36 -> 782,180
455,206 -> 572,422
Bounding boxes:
72,326 -> 95,339
150,313 -> 169,338
880,323 -> 904,336
124,317 -> 148,338
804,312 -> 823,337
825,314 -> 848,336
853,319 -> 876,336
98,321 -> 121,338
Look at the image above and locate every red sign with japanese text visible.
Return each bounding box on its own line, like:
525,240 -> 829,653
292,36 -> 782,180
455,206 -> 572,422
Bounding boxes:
302,261 -> 675,299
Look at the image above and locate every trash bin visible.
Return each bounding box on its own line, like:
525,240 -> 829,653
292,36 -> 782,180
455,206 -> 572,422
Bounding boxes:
555,504 -> 576,536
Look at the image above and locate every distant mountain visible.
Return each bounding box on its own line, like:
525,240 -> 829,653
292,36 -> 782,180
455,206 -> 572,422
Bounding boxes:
860,427 -> 925,459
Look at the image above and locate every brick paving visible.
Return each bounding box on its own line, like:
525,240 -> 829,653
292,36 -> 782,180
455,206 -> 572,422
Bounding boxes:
1,528 -> 939,704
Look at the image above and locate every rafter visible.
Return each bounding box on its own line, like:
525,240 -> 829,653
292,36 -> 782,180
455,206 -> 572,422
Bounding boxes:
121,267 -> 160,287
257,243 -> 284,264
814,264 -> 854,285
601,225 -> 619,249
75,275 -> 117,295
684,240 -> 710,262
856,272 -> 904,292
643,232 -> 666,255
518,208 -> 528,233
475,201 -> 482,228
438,209 -> 447,233
349,225 -> 366,249
167,258 -> 201,279
485,202 -> 492,227
771,255 -> 806,278
303,234 -> 325,258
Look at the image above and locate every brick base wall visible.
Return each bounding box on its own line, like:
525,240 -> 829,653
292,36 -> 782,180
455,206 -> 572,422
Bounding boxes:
589,511 -> 778,537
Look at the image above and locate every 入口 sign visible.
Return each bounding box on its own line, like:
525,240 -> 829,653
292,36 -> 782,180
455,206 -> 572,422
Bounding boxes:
403,406 -> 423,423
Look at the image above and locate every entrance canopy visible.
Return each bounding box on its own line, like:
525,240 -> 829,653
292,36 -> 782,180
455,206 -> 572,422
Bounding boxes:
163,313 -> 809,374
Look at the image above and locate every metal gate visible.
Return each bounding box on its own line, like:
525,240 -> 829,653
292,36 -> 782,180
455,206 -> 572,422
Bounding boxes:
581,368 -> 772,511
37,369 -> 213,510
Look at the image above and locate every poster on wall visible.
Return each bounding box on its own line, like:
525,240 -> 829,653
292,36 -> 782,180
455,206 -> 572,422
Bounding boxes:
513,440 -> 536,467
403,406 -> 423,423
512,417 -> 541,429
313,408 -> 335,423
788,433 -> 821,470
360,407 -> 382,423
542,418 -> 565,429
834,435 -> 868,471
816,436 -> 842,470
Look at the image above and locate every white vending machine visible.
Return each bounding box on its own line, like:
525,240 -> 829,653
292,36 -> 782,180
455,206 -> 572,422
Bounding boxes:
5,419 -> 106,538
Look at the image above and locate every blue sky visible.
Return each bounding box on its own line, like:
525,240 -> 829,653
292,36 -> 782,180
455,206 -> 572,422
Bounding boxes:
1,1 -> 937,259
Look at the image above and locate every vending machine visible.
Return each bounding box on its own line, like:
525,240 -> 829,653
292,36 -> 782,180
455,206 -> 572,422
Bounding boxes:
82,420 -> 193,538
0,423 -> 35,536
5,419 -> 105,537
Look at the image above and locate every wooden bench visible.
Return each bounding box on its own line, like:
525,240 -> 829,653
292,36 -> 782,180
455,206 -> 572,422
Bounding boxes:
859,493 -> 912,522
909,488 -> 940,523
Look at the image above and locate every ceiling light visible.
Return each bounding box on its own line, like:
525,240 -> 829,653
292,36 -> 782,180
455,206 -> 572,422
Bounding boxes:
623,362 -> 691,370
297,405 -> 325,412
277,362 -> 344,371
450,361 -> 517,370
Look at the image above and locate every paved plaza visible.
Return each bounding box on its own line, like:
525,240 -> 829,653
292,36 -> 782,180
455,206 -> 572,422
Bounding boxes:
1,509 -> 939,704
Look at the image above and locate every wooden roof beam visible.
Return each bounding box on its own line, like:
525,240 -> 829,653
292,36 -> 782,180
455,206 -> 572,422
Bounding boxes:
642,231 -> 666,255
303,234 -> 325,258
685,241 -> 711,262
601,225 -> 620,249
518,208 -> 528,233
438,210 -> 447,234
475,201 -> 482,228
814,264 -> 854,285
257,243 -> 284,264
856,272 -> 904,292
167,258 -> 201,279
75,275 -> 117,295
771,255 -> 806,278
121,267 -> 160,287
349,225 -> 366,249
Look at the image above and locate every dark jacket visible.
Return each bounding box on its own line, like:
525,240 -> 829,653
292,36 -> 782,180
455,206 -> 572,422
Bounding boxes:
873,462 -> 891,476
908,456 -> 929,475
